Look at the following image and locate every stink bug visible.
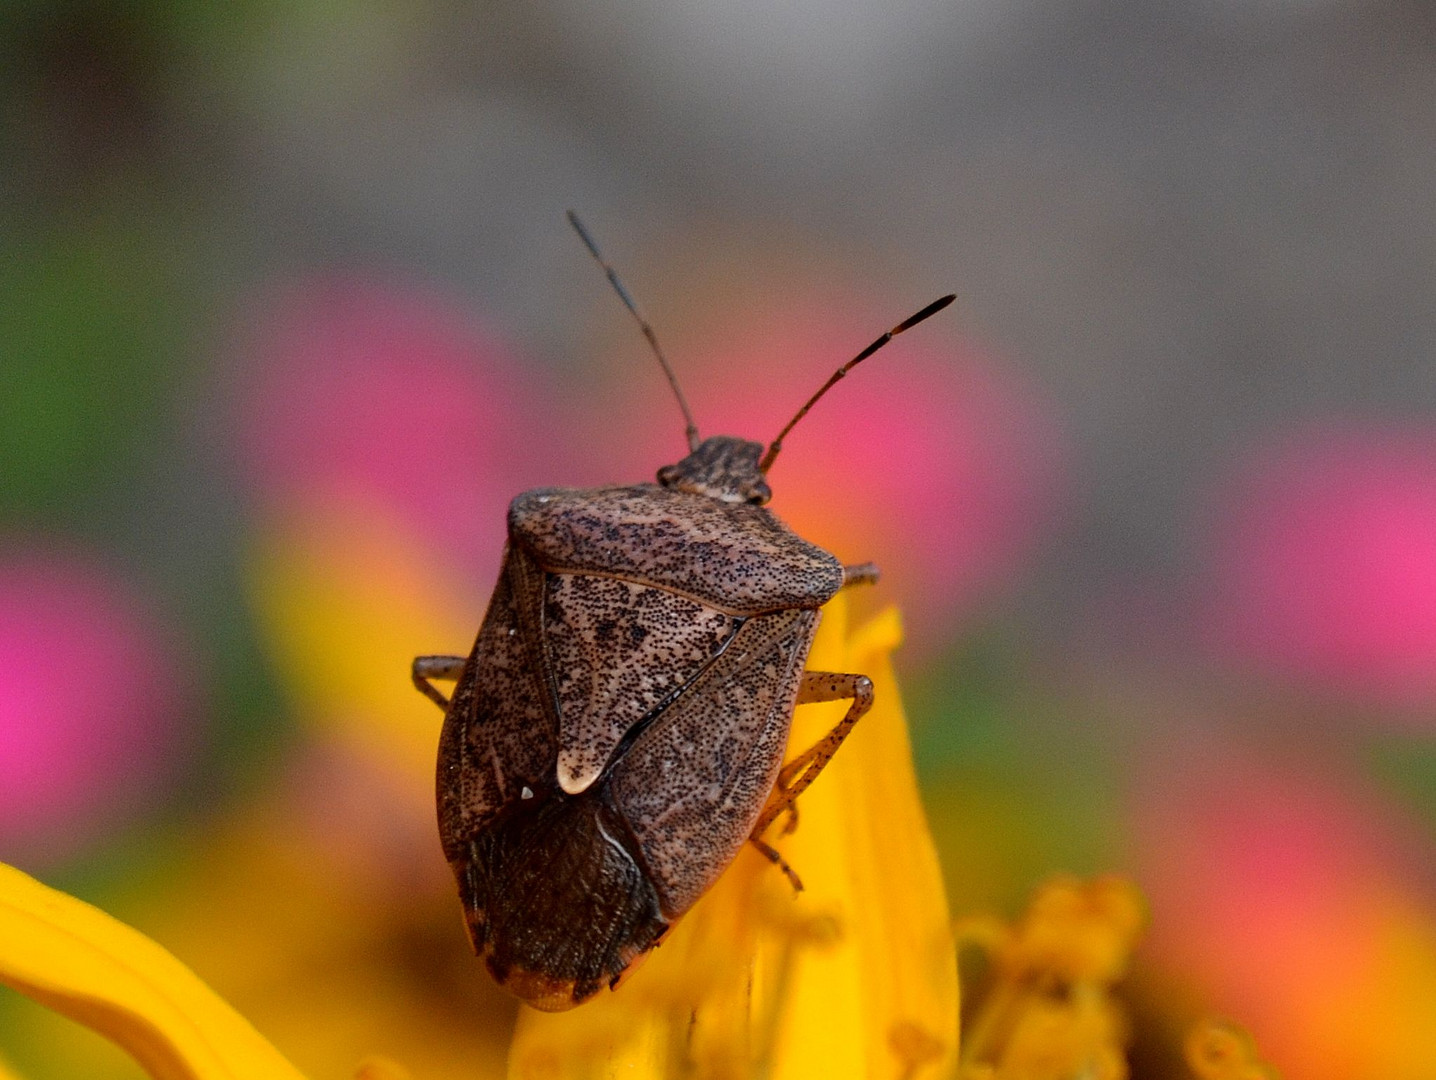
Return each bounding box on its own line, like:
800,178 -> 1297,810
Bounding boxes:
412,212 -> 954,1011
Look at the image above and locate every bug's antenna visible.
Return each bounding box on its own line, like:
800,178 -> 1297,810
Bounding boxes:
567,210 -> 700,453
759,293 -> 956,474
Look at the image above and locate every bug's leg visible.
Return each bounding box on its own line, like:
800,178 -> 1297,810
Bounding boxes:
411,654 -> 466,710
750,836 -> 805,893
841,562 -> 880,588
792,566 -> 873,824
750,670 -> 875,847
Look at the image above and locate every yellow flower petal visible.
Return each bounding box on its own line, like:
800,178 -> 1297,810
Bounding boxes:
248,499 -> 477,785
508,592 -> 958,1079
774,600 -> 957,1080
0,861 -> 309,1080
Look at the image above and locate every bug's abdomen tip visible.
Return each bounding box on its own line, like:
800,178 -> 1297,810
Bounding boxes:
488,963 -> 594,1011
455,792 -> 668,1008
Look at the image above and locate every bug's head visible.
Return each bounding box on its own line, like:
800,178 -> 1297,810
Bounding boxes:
658,435 -> 772,505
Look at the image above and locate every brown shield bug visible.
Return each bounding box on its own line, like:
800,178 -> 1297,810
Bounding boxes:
412,212 -> 954,1011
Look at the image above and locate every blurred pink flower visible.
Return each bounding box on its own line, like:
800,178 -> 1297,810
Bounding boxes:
588,303 -> 1063,641
236,276 -> 566,575
1203,423 -> 1436,708
1135,740 -> 1436,1080
0,550 -> 181,864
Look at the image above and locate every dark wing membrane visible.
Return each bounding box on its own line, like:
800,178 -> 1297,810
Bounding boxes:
542,572 -> 743,794
509,485 -> 844,614
436,545 -> 558,862
609,607 -> 820,916
460,793 -> 667,1010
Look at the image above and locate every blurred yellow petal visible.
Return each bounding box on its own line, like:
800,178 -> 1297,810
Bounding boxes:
0,1049 -> 27,1080
990,985 -> 1128,1080
1006,876 -> 1145,986
249,498 -> 477,786
1184,1019 -> 1277,1080
960,876 -> 1145,1080
508,592 -> 959,1079
127,803 -> 512,1080
0,861 -> 308,1080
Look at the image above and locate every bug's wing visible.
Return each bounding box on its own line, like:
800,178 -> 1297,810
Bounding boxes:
609,607 -> 820,916
541,573 -> 743,795
437,545 -> 557,862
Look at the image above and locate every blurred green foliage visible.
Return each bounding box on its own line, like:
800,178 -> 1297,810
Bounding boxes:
0,215 -> 192,525
909,627 -> 1126,916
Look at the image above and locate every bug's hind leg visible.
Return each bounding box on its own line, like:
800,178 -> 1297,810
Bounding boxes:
412,654 -> 466,710
747,670 -> 875,884
842,562 -> 880,588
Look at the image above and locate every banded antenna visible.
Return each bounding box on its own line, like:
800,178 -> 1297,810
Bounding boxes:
759,293 -> 957,474
567,211 -> 700,453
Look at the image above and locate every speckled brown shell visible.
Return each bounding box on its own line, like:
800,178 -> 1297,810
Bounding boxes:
509,484 -> 844,612
436,482 -> 841,1009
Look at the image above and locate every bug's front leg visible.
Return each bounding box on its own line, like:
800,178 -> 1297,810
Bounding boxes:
411,654 -> 466,710
841,562 -> 880,588
748,670 -> 875,885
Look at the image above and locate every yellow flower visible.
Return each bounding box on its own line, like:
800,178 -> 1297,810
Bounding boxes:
955,876 -> 1145,1080
954,877 -> 1283,1080
0,859 -> 307,1080
1,543 -> 955,1079
507,591 -> 959,1079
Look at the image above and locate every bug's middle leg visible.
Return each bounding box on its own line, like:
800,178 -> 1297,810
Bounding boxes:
411,654 -> 466,710
749,669 -> 875,859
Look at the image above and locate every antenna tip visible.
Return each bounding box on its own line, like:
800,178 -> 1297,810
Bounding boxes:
921,293 -> 958,319
894,293 -> 958,334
